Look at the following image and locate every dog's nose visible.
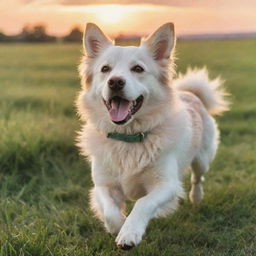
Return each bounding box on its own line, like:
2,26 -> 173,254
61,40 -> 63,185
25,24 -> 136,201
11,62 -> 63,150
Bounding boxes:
108,77 -> 125,91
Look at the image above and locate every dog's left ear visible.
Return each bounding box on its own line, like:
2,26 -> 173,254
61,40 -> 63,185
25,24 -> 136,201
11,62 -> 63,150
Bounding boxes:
144,23 -> 175,60
83,23 -> 112,58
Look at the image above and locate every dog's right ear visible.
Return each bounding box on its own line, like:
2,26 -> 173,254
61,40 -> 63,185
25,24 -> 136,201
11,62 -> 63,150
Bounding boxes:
83,23 -> 112,58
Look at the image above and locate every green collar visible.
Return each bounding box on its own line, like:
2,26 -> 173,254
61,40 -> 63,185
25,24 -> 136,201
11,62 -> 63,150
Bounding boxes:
107,131 -> 149,143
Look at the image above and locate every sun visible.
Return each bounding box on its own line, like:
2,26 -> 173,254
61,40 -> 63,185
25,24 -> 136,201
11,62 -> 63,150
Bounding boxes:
59,4 -> 125,25
59,4 -> 162,34
97,5 -> 124,24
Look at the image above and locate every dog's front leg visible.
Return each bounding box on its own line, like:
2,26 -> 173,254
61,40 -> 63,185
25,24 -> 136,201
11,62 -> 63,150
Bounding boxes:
90,158 -> 126,234
116,157 -> 183,250
90,186 -> 125,234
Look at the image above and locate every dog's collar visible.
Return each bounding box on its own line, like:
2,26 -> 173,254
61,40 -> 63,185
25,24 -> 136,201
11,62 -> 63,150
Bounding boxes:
107,131 -> 149,143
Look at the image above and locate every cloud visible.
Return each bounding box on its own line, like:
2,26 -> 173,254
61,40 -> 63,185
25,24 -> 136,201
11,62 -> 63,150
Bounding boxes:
34,0 -> 216,7
18,0 -> 256,9
58,0 -> 183,5
15,0 -> 185,7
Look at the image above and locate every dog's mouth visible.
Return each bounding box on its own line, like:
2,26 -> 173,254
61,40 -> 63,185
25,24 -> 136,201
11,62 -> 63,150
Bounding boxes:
103,95 -> 144,125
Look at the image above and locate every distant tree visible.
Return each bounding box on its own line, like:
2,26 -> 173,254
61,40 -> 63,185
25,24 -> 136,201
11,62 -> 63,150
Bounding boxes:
18,24 -> 56,42
32,25 -> 47,41
20,25 -> 30,38
0,31 -> 10,42
0,24 -> 84,43
64,27 -> 83,42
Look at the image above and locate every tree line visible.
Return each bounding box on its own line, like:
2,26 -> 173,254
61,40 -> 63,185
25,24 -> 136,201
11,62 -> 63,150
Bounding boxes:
0,24 -> 83,43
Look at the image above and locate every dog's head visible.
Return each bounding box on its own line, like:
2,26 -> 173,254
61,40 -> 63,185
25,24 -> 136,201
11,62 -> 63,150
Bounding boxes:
79,23 -> 176,128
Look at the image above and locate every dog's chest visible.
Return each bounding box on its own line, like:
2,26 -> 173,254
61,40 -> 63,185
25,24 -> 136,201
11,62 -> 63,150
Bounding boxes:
102,138 -> 162,175
92,135 -> 169,199
79,124 -> 173,172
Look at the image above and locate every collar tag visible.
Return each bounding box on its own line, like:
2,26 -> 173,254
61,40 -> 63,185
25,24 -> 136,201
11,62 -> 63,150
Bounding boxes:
107,131 -> 148,143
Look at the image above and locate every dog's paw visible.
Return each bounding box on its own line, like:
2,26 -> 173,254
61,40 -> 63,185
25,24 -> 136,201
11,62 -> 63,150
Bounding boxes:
115,227 -> 143,250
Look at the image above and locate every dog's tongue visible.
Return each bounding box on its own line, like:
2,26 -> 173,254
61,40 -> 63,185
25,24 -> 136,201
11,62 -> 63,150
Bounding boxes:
109,98 -> 131,122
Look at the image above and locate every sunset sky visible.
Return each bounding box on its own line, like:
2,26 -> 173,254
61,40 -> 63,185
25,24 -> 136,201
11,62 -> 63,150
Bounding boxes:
0,0 -> 256,37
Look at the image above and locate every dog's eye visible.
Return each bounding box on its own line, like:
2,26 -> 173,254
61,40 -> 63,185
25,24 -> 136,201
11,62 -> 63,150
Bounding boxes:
131,65 -> 144,73
101,65 -> 111,73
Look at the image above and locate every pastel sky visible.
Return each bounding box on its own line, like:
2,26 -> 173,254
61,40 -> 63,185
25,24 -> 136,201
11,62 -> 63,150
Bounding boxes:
0,0 -> 256,36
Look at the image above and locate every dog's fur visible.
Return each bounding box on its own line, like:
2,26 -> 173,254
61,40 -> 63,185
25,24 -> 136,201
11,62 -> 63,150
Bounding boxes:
76,23 -> 229,249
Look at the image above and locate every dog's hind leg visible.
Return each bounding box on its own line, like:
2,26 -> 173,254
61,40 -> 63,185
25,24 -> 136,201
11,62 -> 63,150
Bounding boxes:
189,156 -> 209,204
189,115 -> 219,204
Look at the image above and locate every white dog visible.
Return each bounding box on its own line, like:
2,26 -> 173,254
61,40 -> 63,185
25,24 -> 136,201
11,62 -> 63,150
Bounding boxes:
76,23 -> 229,250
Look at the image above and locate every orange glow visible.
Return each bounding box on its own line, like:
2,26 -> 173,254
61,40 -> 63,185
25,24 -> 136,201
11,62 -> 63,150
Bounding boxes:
97,6 -> 124,24
62,5 -> 128,25
0,1 -> 256,36
57,4 -> 168,35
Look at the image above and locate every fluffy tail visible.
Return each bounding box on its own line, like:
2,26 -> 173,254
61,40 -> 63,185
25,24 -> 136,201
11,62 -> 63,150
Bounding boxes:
174,67 -> 230,115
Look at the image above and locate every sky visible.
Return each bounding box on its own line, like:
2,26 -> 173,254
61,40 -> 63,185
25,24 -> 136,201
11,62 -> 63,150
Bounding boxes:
0,0 -> 256,37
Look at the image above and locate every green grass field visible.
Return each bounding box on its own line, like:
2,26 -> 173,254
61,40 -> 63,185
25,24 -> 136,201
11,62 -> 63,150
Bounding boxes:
0,40 -> 256,256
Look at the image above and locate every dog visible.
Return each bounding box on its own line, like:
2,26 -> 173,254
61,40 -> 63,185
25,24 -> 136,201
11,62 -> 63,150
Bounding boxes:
76,22 -> 229,250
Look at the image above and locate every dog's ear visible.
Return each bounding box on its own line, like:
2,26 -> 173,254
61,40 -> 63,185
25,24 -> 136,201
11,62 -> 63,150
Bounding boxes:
83,23 -> 112,58
144,23 -> 175,60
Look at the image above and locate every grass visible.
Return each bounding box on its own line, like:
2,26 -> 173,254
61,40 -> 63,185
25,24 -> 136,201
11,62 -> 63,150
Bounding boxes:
0,40 -> 256,255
